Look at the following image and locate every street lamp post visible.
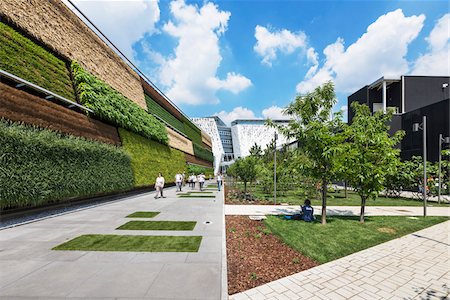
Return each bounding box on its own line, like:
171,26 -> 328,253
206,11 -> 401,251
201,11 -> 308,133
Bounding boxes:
438,134 -> 450,204
274,132 -> 278,205
413,116 -> 427,217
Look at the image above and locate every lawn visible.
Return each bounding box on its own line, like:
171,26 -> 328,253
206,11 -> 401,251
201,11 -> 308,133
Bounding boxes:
234,185 -> 449,207
117,221 -> 196,230
53,234 -> 202,252
178,194 -> 216,198
264,215 -> 449,264
126,211 -> 160,218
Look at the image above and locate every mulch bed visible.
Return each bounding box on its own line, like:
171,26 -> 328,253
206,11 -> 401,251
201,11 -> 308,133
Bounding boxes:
224,184 -> 280,205
226,215 -> 319,295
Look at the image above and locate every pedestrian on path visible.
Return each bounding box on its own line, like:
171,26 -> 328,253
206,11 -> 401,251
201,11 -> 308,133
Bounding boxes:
175,172 -> 183,192
198,173 -> 205,191
190,174 -> 197,189
217,173 -> 223,191
154,173 -> 166,199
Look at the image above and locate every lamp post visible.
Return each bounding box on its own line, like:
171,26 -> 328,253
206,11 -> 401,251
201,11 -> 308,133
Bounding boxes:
413,116 -> 427,216
438,134 -> 450,204
274,132 -> 278,205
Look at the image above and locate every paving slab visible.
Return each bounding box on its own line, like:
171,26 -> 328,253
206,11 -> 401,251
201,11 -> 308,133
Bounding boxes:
229,220 -> 450,300
0,183 -> 227,299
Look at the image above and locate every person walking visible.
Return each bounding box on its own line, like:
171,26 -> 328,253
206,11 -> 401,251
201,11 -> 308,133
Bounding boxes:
198,173 -> 205,191
175,172 -> 183,192
217,173 -> 223,191
192,174 -> 197,190
154,173 -> 166,199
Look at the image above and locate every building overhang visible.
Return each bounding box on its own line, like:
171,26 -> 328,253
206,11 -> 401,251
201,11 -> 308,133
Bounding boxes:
369,76 -> 401,90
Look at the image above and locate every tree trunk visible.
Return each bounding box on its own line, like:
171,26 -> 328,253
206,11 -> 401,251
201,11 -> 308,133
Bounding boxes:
321,179 -> 327,225
244,182 -> 247,197
360,196 -> 366,223
344,182 -> 347,198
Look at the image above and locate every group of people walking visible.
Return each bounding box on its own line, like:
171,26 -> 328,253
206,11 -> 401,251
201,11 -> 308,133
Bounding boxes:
154,172 -> 224,198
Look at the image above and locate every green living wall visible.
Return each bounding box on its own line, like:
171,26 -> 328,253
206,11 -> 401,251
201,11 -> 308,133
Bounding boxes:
0,120 -> 134,210
193,143 -> 214,162
71,62 -> 168,145
119,128 -> 187,187
0,21 -> 75,100
183,118 -> 203,145
144,94 -> 185,134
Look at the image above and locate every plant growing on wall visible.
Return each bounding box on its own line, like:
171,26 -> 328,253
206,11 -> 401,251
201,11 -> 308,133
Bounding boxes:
71,61 -> 168,144
0,119 -> 134,210
193,143 -> 214,162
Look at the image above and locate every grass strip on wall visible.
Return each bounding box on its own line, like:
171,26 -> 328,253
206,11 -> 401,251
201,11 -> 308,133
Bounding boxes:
145,94 -> 185,135
126,212 -> 160,218
119,128 -> 186,187
53,234 -> 202,252
71,61 -> 168,144
265,215 -> 449,264
0,119 -> 134,210
117,221 -> 196,231
0,22 -> 75,100
193,143 -> 214,162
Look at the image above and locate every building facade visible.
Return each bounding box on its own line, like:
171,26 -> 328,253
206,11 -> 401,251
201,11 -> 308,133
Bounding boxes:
348,75 -> 450,162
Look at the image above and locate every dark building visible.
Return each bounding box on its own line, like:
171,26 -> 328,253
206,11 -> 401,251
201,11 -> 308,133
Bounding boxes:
348,76 -> 450,162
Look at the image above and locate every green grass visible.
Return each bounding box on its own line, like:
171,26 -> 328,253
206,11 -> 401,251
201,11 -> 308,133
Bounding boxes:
126,212 -> 160,218
116,221 -> 196,231
178,194 -> 216,198
182,191 -> 214,194
265,215 -> 449,264
53,234 -> 202,252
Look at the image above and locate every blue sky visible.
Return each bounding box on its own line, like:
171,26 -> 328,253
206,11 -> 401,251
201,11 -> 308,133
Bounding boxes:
69,0 -> 449,124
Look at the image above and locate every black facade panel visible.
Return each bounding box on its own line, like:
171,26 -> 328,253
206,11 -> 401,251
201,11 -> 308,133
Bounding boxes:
348,86 -> 368,123
389,114 -> 403,150
401,99 -> 449,162
404,76 -> 450,112
387,82 -> 401,112
368,88 -> 382,113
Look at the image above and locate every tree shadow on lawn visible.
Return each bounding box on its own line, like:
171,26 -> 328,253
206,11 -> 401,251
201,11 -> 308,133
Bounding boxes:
271,215 -> 377,224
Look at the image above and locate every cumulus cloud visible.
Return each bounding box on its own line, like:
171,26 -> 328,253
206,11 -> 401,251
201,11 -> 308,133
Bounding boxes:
412,13 -> 450,75
214,107 -> 257,126
296,9 -> 425,94
153,0 -> 251,105
64,0 -> 160,59
254,25 -> 308,66
261,105 -> 290,119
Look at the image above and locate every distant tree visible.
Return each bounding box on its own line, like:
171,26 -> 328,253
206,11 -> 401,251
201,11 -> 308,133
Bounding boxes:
338,103 -> 404,223
249,143 -> 262,157
385,159 -> 416,198
228,156 -> 258,196
270,81 -> 344,224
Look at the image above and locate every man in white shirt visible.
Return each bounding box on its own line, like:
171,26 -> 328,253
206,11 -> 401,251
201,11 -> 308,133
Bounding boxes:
217,173 -> 223,191
175,172 -> 183,192
198,173 -> 205,191
154,173 -> 166,199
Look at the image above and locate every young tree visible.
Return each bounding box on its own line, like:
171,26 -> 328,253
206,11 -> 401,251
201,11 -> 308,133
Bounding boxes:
339,102 -> 404,223
249,143 -> 263,157
228,156 -> 258,196
270,81 -> 344,224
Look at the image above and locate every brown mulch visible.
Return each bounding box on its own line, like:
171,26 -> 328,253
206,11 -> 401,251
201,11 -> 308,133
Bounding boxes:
226,216 -> 319,295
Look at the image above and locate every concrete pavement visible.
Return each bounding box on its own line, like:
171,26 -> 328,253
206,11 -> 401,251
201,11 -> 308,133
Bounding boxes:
0,184 -> 227,299
230,220 -> 450,300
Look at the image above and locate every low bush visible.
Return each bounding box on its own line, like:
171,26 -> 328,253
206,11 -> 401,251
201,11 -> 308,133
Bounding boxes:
187,164 -> 214,177
119,128 -> 186,187
71,61 -> 168,144
193,143 -> 214,162
0,21 -> 75,100
0,120 -> 134,210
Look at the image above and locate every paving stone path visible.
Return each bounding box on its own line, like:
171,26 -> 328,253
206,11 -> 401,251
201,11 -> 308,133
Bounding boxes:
229,220 -> 450,300
0,184 -> 227,299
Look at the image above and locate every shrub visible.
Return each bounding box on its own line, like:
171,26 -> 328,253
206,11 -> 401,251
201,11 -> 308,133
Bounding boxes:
187,164 -> 214,177
0,120 -> 134,210
0,21 -> 75,100
71,61 -> 168,144
119,128 -> 186,187
193,143 -> 214,162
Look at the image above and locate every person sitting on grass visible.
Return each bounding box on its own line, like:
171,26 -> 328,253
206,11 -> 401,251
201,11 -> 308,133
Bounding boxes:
301,199 -> 315,222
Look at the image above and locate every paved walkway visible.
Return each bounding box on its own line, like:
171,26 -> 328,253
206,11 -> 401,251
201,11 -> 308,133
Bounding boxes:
225,205 -> 450,217
230,220 -> 450,300
0,184 -> 227,299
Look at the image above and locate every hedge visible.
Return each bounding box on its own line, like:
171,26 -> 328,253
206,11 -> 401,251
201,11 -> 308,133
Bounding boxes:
0,22 -> 75,100
187,164 -> 214,177
119,128 -> 186,187
145,94 -> 186,134
0,120 -> 134,210
71,61 -> 168,145
193,143 -> 214,162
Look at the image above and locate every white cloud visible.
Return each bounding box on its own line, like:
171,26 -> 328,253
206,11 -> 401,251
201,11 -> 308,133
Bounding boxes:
412,14 -> 450,75
64,0 -> 160,59
214,107 -> 257,126
340,105 -> 348,112
297,9 -> 425,94
254,25 -> 308,66
153,0 -> 251,105
261,105 -> 290,119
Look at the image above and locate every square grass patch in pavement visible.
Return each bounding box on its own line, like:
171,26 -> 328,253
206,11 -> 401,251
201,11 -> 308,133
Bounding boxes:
53,234 -> 202,252
126,211 -> 160,218
178,194 -> 216,198
117,221 -> 197,231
